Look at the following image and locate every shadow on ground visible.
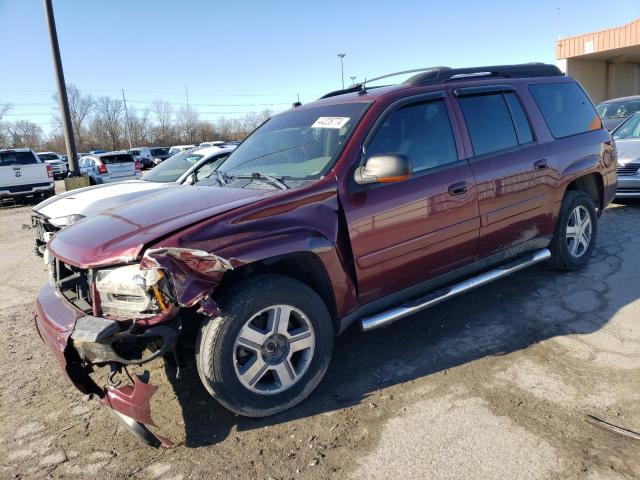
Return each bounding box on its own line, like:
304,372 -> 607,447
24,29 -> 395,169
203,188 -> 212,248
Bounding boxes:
160,203 -> 639,448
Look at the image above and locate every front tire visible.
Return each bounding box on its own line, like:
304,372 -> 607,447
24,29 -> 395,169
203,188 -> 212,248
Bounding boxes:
549,190 -> 597,270
196,275 -> 334,417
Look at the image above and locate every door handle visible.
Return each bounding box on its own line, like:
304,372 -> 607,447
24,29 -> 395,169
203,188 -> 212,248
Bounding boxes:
448,181 -> 469,196
534,159 -> 549,170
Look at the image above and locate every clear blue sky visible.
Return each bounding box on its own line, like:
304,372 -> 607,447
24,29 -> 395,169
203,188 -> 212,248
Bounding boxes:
1,0 -> 639,132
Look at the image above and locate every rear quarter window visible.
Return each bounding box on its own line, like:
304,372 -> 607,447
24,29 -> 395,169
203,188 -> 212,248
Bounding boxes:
0,151 -> 40,166
528,82 -> 602,138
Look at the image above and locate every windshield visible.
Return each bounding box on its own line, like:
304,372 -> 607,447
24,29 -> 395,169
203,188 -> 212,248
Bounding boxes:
142,150 -> 204,183
597,100 -> 640,118
613,114 -> 640,140
38,153 -> 58,161
219,102 -> 369,179
150,147 -> 169,156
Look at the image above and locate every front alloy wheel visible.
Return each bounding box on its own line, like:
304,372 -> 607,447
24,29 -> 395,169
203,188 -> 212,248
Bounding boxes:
196,274 -> 333,417
233,305 -> 315,395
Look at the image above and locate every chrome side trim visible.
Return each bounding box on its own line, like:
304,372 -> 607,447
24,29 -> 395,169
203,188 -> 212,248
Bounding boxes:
360,248 -> 551,332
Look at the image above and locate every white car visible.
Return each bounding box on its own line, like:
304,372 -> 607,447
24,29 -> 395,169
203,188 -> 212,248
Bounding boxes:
37,152 -> 68,179
168,144 -> 196,155
199,141 -> 225,148
1,148 -> 54,200
79,151 -> 141,185
31,146 -> 235,253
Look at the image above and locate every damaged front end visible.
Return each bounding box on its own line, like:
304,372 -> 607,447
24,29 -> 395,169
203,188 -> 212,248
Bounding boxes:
36,248 -> 233,447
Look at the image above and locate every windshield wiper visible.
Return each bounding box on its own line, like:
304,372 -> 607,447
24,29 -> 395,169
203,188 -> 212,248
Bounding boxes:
237,172 -> 289,190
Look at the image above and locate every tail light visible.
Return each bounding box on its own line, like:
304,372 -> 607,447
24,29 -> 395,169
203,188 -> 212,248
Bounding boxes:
97,164 -> 108,175
135,160 -> 142,171
46,164 -> 53,179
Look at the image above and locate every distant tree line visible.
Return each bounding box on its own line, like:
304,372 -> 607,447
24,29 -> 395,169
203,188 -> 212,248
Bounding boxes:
0,84 -> 272,152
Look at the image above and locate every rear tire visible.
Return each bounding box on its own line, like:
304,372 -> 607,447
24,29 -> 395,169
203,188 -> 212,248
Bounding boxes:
549,190 -> 597,270
196,274 -> 333,417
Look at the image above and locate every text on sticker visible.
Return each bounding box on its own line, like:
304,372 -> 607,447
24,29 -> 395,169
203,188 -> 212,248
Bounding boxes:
311,117 -> 350,129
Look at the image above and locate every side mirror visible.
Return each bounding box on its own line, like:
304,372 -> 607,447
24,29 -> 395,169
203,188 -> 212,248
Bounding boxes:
354,153 -> 412,185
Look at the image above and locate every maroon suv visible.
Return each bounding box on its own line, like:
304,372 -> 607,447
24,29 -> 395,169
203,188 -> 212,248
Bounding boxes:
35,63 -> 617,446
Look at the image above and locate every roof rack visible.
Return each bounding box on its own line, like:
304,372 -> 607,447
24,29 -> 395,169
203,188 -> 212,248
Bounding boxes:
319,63 -> 563,99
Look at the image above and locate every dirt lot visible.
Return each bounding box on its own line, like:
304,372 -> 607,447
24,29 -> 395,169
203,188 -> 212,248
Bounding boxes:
0,195 -> 639,480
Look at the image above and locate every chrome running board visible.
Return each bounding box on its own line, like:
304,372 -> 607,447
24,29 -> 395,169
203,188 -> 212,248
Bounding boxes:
360,248 -> 551,332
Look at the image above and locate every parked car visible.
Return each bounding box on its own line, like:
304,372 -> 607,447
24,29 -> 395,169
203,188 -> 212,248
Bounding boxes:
31,146 -> 236,253
37,152 -> 68,179
79,151 -> 141,185
611,112 -> 640,198
199,141 -> 225,147
1,148 -> 55,201
35,63 -> 616,447
168,144 -> 196,156
596,95 -> 640,131
149,147 -> 171,165
127,147 -> 155,169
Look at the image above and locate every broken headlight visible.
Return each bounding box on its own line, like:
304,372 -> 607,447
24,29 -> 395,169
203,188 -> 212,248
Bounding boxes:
95,264 -> 167,319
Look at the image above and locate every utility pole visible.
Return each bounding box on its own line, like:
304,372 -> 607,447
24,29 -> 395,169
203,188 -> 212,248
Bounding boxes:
121,89 -> 132,149
185,86 -> 190,113
44,0 -> 80,180
296,93 -> 300,103
337,53 -> 346,89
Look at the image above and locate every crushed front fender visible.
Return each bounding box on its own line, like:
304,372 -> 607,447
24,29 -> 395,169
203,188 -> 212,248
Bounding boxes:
141,248 -> 233,308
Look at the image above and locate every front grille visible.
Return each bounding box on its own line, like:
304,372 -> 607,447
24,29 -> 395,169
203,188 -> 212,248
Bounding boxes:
54,259 -> 93,313
617,162 -> 640,176
0,182 -> 52,193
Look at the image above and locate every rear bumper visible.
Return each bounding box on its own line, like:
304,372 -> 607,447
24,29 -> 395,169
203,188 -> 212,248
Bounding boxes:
616,173 -> 640,198
35,283 -> 175,447
0,182 -> 54,198
96,173 -> 140,184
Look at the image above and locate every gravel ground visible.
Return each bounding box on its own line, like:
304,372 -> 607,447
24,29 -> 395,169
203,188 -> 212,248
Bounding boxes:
0,195 -> 638,480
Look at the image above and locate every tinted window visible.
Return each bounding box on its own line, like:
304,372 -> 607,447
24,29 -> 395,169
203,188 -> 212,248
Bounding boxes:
101,154 -> 134,164
504,93 -> 534,144
458,93 -> 519,156
0,151 -> 39,166
366,100 -> 458,173
150,148 -> 169,156
529,82 -> 601,138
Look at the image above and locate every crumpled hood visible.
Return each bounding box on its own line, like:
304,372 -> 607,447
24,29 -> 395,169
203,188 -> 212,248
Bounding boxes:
615,138 -> 640,163
33,180 -> 173,220
48,185 -> 279,268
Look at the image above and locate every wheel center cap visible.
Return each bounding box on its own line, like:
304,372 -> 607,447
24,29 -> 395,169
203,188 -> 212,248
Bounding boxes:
261,334 -> 289,364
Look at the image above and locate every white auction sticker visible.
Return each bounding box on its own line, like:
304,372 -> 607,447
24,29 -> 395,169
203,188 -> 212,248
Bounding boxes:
311,117 -> 350,129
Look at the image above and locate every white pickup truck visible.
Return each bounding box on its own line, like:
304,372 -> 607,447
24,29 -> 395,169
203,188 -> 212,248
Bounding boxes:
0,148 -> 55,200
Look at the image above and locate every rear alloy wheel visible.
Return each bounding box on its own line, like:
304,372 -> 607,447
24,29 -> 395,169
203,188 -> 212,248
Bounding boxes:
550,190 -> 597,270
196,275 -> 333,417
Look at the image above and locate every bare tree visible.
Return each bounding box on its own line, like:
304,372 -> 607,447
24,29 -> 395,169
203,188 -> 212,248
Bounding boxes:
0,101 -> 12,122
5,120 -> 44,149
52,84 -> 93,151
152,100 -> 173,145
94,96 -> 124,150
176,106 -> 199,144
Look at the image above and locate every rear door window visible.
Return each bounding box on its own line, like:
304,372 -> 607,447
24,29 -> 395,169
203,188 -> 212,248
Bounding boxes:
366,99 -> 458,174
529,82 -> 602,138
0,151 -> 40,166
458,93 -> 520,156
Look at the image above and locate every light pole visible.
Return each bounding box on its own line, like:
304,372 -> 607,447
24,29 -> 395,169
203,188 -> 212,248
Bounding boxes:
350,76 -> 356,86
44,0 -> 79,177
337,53 -> 346,89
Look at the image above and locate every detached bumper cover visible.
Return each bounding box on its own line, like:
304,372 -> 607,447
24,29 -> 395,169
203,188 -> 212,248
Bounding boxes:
35,283 -> 173,447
